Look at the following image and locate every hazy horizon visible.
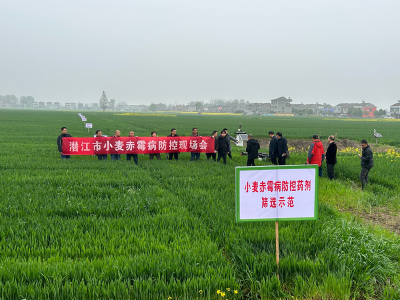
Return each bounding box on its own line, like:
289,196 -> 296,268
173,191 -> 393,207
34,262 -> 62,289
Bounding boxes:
1,0 -> 399,109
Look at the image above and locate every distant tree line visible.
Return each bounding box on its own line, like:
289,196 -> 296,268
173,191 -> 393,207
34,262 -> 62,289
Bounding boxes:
0,94 -> 35,106
373,109 -> 387,117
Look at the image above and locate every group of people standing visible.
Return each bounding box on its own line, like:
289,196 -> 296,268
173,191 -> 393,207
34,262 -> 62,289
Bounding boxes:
166,127 -> 238,164
57,127 -> 239,165
58,126 -> 374,189
267,132 -> 373,190
268,131 -> 289,166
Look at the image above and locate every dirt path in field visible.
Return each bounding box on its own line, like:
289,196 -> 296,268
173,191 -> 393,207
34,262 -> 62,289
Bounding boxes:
256,138 -> 395,153
342,207 -> 400,235
256,138 -> 399,234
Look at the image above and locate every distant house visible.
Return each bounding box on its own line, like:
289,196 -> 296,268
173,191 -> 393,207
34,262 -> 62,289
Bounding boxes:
231,103 -> 247,113
184,105 -> 196,112
156,103 -> 167,111
334,102 -> 376,117
390,101 -> 400,119
361,102 -> 377,117
292,103 -> 333,115
130,105 -> 142,112
247,103 -> 271,114
271,97 -> 292,114
64,103 -> 77,109
292,103 -> 318,115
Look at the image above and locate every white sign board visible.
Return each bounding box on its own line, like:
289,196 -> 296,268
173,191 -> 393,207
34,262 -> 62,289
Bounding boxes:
235,165 -> 318,222
82,117 -> 87,121
85,123 -> 93,128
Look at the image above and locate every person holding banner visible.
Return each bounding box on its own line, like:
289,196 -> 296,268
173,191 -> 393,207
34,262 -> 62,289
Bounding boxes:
167,128 -> 179,160
95,130 -> 107,160
306,135 -> 325,177
126,131 -> 138,164
111,130 -> 121,160
149,131 -> 161,160
57,127 -> 72,159
190,127 -> 201,161
206,131 -> 218,161
217,130 -> 230,164
268,131 -> 278,165
246,134 -> 260,166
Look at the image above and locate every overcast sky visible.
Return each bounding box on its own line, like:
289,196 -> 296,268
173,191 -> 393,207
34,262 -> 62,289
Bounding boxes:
1,0 -> 399,108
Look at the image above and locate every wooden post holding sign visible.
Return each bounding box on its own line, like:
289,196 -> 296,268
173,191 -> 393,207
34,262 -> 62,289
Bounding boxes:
85,123 -> 92,132
235,165 -> 318,280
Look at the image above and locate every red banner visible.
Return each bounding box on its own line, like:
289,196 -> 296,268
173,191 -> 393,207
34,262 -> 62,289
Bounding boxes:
62,137 -> 215,155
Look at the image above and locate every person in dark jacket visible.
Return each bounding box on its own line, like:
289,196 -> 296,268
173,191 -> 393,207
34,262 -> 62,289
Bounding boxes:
206,131 -> 218,161
246,134 -> 260,166
126,130 -> 138,164
57,127 -> 72,159
217,130 -> 230,164
276,132 -> 288,165
358,139 -> 374,190
306,135 -> 325,177
222,128 -> 238,159
268,131 -> 278,165
190,127 -> 201,161
167,128 -> 179,160
325,135 -> 337,180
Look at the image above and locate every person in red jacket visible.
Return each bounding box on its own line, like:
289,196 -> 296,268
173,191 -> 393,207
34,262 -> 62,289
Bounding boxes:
306,135 -> 325,177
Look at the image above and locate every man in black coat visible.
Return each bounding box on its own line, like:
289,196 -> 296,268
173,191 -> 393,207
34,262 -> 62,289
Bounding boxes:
358,139 -> 374,190
276,132 -> 288,165
246,134 -> 260,166
217,130 -> 230,164
268,131 -> 278,165
57,127 -> 72,159
325,135 -> 337,180
223,128 -> 238,159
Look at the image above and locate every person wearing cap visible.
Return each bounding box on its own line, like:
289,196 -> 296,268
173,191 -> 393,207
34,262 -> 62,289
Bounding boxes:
246,134 -> 260,166
306,135 -> 325,177
325,135 -> 337,180
358,139 -> 374,190
268,131 -> 278,165
276,132 -> 288,165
